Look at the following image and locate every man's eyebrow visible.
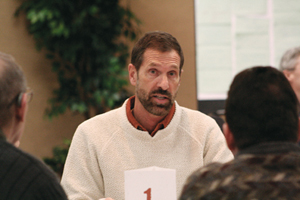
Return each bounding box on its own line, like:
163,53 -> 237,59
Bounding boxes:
171,65 -> 180,70
148,62 -> 158,67
148,62 -> 179,70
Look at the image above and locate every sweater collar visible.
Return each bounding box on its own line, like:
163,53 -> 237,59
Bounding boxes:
126,96 -> 175,136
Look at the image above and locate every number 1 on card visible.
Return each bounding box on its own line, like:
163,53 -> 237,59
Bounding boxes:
144,188 -> 151,200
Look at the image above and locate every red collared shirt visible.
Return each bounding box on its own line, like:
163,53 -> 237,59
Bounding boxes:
126,96 -> 175,137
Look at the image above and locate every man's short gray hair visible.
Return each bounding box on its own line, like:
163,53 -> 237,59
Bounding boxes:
279,46 -> 300,71
0,52 -> 27,128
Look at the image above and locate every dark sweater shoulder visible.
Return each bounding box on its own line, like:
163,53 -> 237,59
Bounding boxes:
0,139 -> 67,200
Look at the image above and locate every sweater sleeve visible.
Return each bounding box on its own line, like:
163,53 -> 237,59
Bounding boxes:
61,124 -> 105,200
203,120 -> 234,165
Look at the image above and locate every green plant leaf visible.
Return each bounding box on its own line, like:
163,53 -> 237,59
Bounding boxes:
15,0 -> 141,121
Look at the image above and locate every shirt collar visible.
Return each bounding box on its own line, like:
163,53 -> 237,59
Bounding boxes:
126,96 -> 175,136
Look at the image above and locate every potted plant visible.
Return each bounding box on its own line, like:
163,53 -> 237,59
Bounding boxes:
15,0 -> 141,176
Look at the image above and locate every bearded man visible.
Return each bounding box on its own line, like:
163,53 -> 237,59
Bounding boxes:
61,31 -> 233,200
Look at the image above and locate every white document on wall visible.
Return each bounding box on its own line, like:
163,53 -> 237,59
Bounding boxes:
124,166 -> 176,200
195,0 -> 300,100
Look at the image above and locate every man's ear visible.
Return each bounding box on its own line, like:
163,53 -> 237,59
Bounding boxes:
223,122 -> 237,154
15,93 -> 27,122
178,69 -> 183,86
282,69 -> 293,81
128,63 -> 137,86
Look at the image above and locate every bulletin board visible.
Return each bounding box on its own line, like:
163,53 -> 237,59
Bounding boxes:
195,0 -> 300,114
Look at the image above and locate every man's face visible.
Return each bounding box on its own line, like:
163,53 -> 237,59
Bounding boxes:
131,49 -> 181,116
285,56 -> 300,102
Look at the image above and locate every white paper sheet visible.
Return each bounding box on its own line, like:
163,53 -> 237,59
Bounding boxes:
124,166 -> 176,200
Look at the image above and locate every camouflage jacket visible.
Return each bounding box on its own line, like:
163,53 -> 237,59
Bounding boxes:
179,142 -> 300,200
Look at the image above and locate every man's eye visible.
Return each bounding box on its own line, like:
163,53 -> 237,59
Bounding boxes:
169,71 -> 176,76
150,70 -> 156,74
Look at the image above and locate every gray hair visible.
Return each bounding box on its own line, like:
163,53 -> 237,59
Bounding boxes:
0,52 -> 27,128
279,46 -> 300,71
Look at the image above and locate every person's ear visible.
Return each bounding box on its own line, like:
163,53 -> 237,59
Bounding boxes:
223,122 -> 237,154
282,69 -> 294,81
128,63 -> 137,86
178,69 -> 183,86
15,93 -> 27,122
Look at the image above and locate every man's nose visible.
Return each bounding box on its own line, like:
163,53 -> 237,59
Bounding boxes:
157,75 -> 169,90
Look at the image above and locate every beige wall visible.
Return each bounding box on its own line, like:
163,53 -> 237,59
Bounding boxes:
126,0 -> 197,109
0,0 -> 196,159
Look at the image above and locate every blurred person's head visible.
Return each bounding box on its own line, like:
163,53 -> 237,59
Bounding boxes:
0,52 -> 32,147
224,66 -> 299,154
280,47 -> 300,101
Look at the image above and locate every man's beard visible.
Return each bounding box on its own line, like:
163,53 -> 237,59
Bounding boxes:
136,87 -> 177,116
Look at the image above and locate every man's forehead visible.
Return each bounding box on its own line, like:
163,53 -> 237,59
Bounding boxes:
147,61 -> 180,70
143,49 -> 180,62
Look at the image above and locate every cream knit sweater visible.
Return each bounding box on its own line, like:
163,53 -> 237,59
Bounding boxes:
61,100 -> 233,200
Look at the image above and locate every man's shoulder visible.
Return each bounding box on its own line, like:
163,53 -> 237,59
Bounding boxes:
180,161 -> 228,199
81,104 -> 125,126
176,103 -> 212,120
0,140 -> 67,199
0,140 -> 58,177
74,103 -> 127,139
93,105 -> 124,118
181,152 -> 300,200
190,160 -> 232,178
175,103 -> 220,130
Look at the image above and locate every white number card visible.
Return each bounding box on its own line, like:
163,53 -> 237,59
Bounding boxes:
124,166 -> 176,200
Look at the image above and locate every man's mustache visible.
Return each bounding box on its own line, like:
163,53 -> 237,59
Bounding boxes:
150,88 -> 172,99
